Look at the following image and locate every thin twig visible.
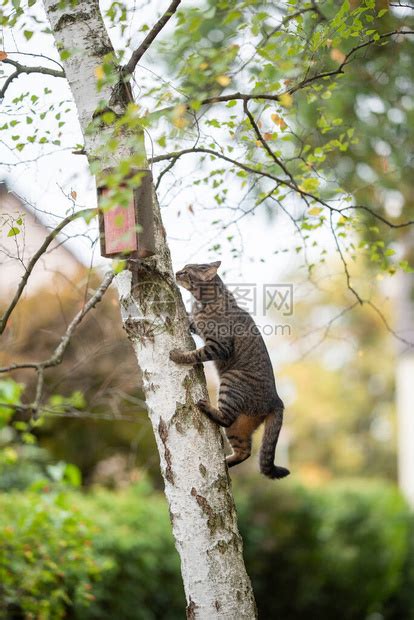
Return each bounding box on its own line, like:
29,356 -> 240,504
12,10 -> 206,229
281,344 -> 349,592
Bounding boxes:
124,0 -> 182,76
0,271 -> 115,416
286,29 -> 414,97
200,92 -> 281,106
235,6 -> 324,75
199,30 -> 414,107
150,147 -> 414,229
365,300 -> 414,349
243,99 -> 296,183
0,208 -> 97,335
298,302 -> 359,358
329,211 -> 363,304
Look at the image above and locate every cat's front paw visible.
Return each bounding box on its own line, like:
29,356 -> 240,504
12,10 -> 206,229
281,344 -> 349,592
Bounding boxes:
169,348 -> 188,364
196,399 -> 210,413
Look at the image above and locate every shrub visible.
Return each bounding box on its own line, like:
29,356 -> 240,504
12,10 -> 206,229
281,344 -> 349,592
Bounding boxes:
0,487 -> 104,619
0,480 -> 184,620
73,481 -> 184,620
0,477 -> 413,619
236,478 -> 412,620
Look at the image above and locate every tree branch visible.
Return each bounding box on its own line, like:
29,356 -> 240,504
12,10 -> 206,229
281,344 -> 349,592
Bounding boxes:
329,211 -> 363,305
0,208 -> 97,335
234,6 -> 326,77
151,146 -> 286,182
0,58 -> 65,101
0,271 -> 115,416
198,30 -> 414,107
297,302 -> 360,359
124,0 -> 182,76
243,99 -> 296,184
286,29 -> 414,97
328,211 -> 414,349
150,148 -> 414,230
200,92 -> 281,106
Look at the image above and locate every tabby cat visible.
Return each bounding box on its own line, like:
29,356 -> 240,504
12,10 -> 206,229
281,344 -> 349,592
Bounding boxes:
169,261 -> 289,479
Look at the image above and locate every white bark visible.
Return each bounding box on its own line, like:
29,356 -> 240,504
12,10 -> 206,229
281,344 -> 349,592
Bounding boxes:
43,1 -> 257,617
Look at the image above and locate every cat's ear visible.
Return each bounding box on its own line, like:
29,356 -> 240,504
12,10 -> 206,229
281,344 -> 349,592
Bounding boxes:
201,261 -> 221,281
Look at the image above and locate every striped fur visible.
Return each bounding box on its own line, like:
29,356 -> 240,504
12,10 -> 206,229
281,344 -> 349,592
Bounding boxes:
170,261 -> 289,480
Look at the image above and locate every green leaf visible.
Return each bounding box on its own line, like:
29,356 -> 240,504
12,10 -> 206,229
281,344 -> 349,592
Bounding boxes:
60,49 -> 71,61
7,227 -> 20,237
301,178 -> 320,193
23,30 -> 34,41
64,463 -> 82,487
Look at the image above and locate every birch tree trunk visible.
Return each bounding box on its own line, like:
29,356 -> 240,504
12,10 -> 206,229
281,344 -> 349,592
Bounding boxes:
43,1 -> 257,617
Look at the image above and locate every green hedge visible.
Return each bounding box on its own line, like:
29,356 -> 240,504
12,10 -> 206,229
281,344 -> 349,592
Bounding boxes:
0,480 -> 183,620
0,478 -> 413,620
237,479 -> 413,620
73,482 -> 184,620
0,486 -> 104,619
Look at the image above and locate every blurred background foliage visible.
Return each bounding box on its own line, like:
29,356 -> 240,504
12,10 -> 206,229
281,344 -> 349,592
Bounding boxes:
1,457 -> 414,620
0,273 -> 159,486
0,260 -> 398,487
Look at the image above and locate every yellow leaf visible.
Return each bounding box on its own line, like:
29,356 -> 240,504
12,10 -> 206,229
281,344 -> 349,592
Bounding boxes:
279,92 -> 293,108
263,132 -> 273,141
173,103 -> 187,116
95,65 -> 104,80
308,207 -> 322,216
330,48 -> 346,63
0,51 -> 8,61
216,75 -> 231,87
173,117 -> 188,129
271,113 -> 287,129
172,103 -> 188,129
199,62 -> 208,70
4,447 -> 17,463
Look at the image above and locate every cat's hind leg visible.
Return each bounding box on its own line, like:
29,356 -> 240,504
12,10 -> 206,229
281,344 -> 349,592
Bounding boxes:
225,415 -> 264,468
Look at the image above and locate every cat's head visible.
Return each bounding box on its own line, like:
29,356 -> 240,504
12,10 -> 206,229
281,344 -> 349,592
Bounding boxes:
175,261 -> 221,291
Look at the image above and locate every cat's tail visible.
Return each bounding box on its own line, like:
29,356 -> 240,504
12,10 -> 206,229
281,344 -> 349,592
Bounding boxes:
260,406 -> 290,480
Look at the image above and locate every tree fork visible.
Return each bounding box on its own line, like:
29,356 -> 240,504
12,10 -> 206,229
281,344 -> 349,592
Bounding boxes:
43,0 -> 257,617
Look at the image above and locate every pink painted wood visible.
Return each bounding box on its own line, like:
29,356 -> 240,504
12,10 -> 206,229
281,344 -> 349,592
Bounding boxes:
102,192 -> 138,255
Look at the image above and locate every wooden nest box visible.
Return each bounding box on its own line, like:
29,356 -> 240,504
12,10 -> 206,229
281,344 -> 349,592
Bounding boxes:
98,168 -> 155,259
